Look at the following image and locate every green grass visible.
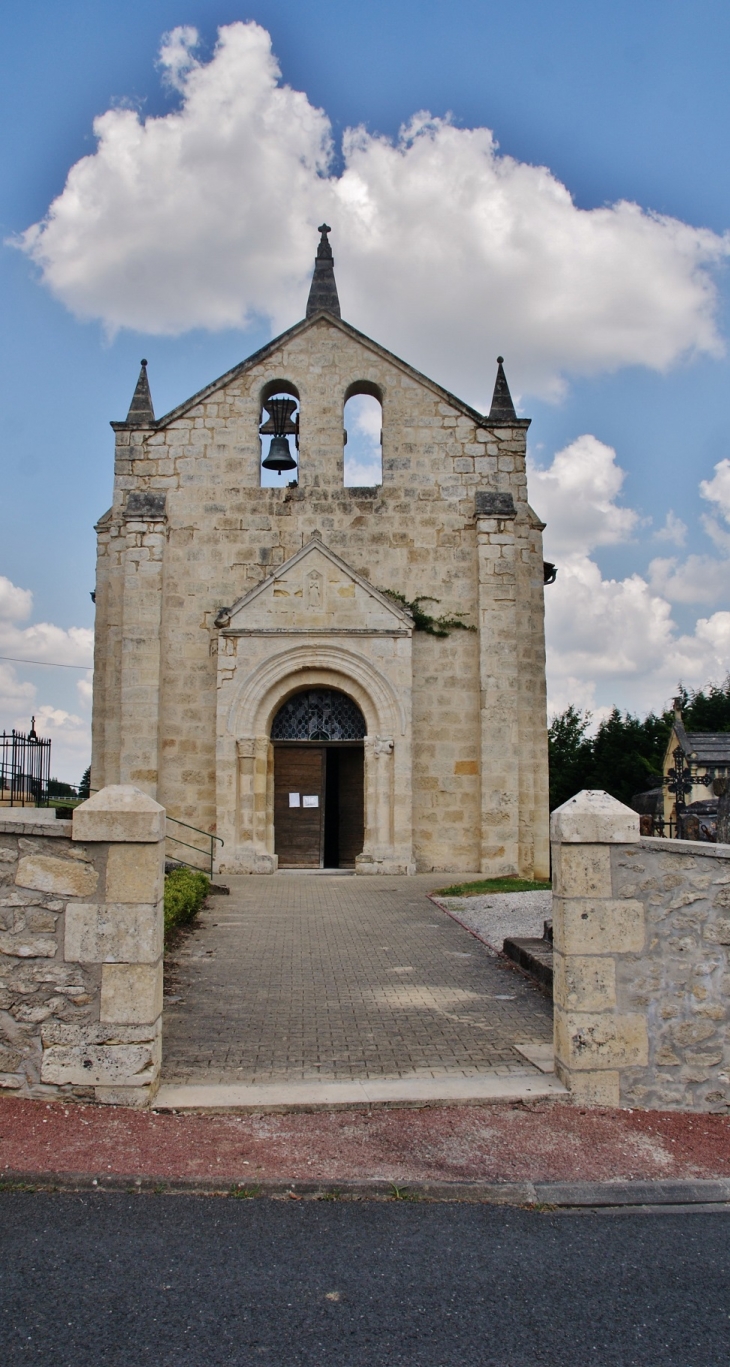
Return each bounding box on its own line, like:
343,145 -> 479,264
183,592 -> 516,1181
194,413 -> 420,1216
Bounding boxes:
436,876 -> 552,897
164,867 -> 210,938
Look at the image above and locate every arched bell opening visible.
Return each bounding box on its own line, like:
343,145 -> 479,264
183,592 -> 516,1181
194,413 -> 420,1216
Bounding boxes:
260,380 -> 300,488
343,382 -> 383,488
270,688 -> 366,869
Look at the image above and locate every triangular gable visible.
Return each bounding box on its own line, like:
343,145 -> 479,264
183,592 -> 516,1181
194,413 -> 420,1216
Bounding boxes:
220,536 -> 413,635
150,312 -> 529,434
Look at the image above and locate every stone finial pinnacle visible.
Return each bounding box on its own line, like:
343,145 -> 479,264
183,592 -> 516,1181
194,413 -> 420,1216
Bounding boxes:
126,358 -> 155,425
488,356 -> 517,424
306,224 -> 341,319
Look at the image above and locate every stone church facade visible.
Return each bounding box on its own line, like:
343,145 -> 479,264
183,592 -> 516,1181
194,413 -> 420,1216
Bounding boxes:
91,228 -> 550,877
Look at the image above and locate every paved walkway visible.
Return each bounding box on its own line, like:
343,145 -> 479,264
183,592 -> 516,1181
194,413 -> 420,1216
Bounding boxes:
161,874 -> 553,1087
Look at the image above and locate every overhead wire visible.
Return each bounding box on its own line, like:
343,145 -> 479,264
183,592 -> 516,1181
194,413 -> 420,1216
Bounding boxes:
0,655 -> 93,670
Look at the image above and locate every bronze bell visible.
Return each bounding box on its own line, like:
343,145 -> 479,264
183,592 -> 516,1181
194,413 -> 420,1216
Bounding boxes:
260,396 -> 298,475
261,434 -> 297,473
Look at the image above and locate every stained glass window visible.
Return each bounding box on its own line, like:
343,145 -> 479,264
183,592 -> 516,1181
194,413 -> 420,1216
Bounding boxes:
271,689 -> 366,741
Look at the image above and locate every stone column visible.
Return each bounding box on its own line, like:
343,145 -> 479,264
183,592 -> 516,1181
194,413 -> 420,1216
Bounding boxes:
373,736 -> 394,850
40,785 -> 166,1108
552,790 -> 648,1106
91,510 -> 123,791
255,736 -> 274,856
515,509 -> 550,879
357,735 -> 412,874
476,492 -> 519,875
236,737 -> 256,847
118,493 -> 167,795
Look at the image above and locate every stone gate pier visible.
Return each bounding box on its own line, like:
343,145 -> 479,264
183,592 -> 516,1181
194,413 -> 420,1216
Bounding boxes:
552,790 -> 730,1111
0,786 -> 165,1107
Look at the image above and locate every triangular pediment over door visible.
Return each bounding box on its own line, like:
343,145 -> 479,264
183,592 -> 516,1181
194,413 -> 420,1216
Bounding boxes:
221,535 -> 413,636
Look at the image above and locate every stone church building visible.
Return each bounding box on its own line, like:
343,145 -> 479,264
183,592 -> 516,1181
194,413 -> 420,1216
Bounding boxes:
91,228 -> 550,877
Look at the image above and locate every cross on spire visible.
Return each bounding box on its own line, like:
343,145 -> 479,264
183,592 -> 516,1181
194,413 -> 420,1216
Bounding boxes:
306,224 -> 341,319
126,359 -> 155,425
487,356 -> 517,423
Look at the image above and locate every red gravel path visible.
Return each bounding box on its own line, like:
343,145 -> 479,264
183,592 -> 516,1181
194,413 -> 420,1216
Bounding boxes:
1,1097 -> 729,1186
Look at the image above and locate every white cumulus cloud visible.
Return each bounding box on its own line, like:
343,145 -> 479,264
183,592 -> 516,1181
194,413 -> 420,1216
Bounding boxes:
0,576 -> 93,782
701,458 -> 730,521
700,458 -> 730,552
653,510 -> 687,546
528,435 -> 639,557
648,554 -> 730,605
14,22 -> 730,403
0,576 -> 33,623
643,458 -> 730,605
531,440 -> 730,716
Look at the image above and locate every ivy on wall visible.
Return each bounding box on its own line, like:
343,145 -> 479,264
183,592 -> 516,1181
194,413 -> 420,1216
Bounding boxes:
380,590 -> 476,638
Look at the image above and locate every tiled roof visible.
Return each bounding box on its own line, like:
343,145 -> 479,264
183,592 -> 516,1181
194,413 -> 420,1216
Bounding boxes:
684,732 -> 730,764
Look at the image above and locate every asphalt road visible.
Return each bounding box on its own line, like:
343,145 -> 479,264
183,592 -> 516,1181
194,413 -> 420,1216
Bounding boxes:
2,1194 -> 729,1365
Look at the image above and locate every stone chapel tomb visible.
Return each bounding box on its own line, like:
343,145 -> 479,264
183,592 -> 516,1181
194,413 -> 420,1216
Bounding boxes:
91,227 -> 551,876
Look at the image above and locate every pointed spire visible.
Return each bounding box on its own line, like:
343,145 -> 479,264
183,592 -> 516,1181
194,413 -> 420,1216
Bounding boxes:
306,224 -> 341,319
487,356 -> 517,423
126,359 -> 155,425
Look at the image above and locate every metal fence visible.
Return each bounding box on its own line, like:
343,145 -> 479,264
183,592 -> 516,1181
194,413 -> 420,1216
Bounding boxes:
0,720 -> 51,808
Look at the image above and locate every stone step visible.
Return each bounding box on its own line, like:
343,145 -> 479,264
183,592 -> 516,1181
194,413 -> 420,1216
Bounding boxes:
502,937 -> 553,997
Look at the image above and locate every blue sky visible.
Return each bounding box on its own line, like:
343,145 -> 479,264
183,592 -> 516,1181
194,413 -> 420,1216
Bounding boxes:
1,0 -> 730,778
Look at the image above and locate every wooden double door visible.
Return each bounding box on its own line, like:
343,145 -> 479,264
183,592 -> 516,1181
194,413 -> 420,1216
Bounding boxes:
274,743 -> 364,869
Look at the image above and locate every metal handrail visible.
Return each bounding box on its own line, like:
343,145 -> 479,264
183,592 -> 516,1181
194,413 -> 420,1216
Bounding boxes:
38,784 -> 224,875
165,814 -> 223,876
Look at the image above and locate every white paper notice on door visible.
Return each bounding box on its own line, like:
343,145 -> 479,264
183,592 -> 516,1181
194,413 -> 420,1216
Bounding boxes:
302,795 -> 319,808
288,793 -> 300,807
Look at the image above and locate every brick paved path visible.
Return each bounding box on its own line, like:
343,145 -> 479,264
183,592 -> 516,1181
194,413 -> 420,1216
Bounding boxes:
162,874 -> 552,1085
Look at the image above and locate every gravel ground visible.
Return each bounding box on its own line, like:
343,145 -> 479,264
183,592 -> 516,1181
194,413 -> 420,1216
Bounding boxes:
433,890 -> 553,952
2,1096 -> 730,1185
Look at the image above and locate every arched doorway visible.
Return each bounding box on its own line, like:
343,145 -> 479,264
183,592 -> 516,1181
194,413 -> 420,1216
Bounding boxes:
271,688 -> 366,869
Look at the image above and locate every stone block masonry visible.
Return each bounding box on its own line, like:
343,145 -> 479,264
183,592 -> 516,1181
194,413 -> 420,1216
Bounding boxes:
0,786 -> 165,1108
552,789 -> 730,1111
91,309 -> 550,878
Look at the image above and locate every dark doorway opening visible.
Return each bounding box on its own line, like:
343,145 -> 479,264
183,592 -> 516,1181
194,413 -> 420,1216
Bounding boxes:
324,746 -> 365,867
274,743 -> 364,869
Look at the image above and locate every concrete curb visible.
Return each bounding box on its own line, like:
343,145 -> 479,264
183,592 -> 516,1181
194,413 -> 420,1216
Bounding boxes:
2,1172 -> 730,1207
153,1072 -> 567,1112
533,1179 -> 730,1207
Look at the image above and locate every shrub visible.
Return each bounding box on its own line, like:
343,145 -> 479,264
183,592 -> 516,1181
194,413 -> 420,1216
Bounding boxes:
164,867 -> 210,937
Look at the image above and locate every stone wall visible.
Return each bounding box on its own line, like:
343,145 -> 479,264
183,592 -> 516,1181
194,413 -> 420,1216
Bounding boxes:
0,787 -> 165,1108
552,790 -> 730,1112
92,314 -> 549,877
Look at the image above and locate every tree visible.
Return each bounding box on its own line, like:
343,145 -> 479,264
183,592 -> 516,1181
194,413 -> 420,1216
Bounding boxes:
548,705 -> 669,811
47,777 -> 76,798
548,677 -> 730,811
682,679 -> 730,732
78,766 -> 91,801
547,705 -> 593,811
585,707 -> 670,807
